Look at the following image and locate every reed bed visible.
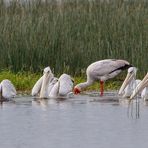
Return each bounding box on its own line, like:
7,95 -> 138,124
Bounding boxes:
0,0 -> 147,78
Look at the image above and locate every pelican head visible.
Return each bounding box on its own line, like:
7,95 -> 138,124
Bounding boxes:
118,67 -> 137,95
43,66 -> 52,74
50,77 -> 59,84
130,73 -> 148,100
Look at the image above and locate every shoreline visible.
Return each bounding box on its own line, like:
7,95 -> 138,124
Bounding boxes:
0,71 -> 123,92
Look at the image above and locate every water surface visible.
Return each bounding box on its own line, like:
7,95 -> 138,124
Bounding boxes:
0,92 -> 148,148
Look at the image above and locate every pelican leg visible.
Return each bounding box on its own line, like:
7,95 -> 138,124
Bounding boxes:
100,81 -> 104,96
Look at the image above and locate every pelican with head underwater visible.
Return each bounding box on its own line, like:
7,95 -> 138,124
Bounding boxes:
0,79 -> 16,101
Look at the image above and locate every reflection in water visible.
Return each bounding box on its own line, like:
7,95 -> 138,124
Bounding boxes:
118,96 -> 140,119
32,97 -> 71,111
31,92 -> 145,120
143,100 -> 148,106
0,99 -> 15,108
126,100 -> 139,119
32,98 -> 49,108
32,97 -> 68,105
0,92 -> 148,148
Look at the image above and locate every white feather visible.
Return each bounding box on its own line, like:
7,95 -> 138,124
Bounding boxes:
47,77 -> 58,93
123,79 -> 141,97
141,87 -> 148,101
49,74 -> 74,98
49,81 -> 60,98
74,59 -> 130,93
31,76 -> 43,96
1,79 -> 16,99
118,67 -> 141,98
130,73 -> 148,100
58,74 -> 73,96
31,66 -> 54,98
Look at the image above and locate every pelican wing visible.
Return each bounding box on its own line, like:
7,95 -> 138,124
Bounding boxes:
58,74 -> 74,96
59,80 -> 73,96
39,72 -> 54,98
49,82 -> 59,98
47,77 -> 58,94
49,74 -> 74,98
88,59 -> 131,77
130,73 -> 148,100
31,76 -> 43,96
1,80 -> 16,99
141,87 -> 148,100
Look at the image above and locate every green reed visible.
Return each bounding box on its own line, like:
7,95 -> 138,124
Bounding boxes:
0,0 -> 147,78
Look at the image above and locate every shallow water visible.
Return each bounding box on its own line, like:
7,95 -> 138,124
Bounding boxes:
0,92 -> 148,148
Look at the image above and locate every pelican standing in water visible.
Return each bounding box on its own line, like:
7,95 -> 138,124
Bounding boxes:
130,73 -> 148,101
118,67 -> 141,98
31,66 -> 54,98
49,74 -> 74,99
74,59 -> 132,96
0,79 -> 16,101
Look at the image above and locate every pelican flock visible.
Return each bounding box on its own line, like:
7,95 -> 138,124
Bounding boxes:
0,79 -> 16,101
32,66 -> 74,99
0,59 -> 146,102
74,59 -> 132,96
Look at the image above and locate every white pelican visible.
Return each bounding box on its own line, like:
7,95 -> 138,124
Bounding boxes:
74,59 -> 132,96
141,87 -> 148,101
31,66 -> 54,98
0,79 -> 16,100
130,73 -> 148,100
49,74 -> 74,99
47,77 -> 59,93
118,67 -> 141,98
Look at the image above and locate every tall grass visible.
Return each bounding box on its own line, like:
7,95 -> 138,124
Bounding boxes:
0,0 -> 147,77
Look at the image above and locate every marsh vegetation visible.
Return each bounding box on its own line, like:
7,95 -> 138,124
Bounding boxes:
0,0 -> 147,90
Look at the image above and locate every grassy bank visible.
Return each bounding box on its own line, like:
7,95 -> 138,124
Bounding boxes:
0,70 -> 125,93
0,0 -> 147,75
1,70 -> 146,94
0,70 -> 41,92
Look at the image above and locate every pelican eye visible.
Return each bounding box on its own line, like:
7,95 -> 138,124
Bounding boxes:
129,71 -> 133,74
